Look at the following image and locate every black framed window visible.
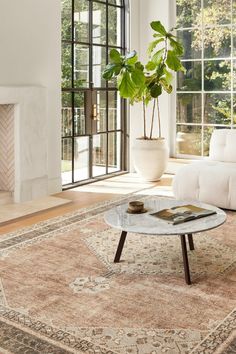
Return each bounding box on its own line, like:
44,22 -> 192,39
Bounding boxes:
61,0 -> 127,186
176,0 -> 236,157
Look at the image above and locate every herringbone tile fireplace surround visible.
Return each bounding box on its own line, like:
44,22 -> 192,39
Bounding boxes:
0,104 -> 14,192
0,86 -> 49,203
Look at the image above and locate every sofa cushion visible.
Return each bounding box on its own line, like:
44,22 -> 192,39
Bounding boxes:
210,129 -> 236,163
173,161 -> 236,210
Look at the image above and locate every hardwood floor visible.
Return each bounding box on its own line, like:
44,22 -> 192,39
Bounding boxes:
0,173 -> 173,235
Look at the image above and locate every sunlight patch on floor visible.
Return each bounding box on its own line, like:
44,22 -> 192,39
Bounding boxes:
73,173 -> 174,196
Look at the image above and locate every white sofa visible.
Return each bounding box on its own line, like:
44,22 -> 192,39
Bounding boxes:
173,129 -> 236,210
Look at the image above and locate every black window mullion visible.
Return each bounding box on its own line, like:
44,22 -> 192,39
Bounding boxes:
106,0 -> 109,174
89,0 -> 93,178
71,0 -> 75,183
61,0 -> 127,186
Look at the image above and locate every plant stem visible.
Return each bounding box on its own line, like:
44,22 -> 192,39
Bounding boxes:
142,98 -> 147,139
157,98 -> 161,138
163,37 -> 168,63
150,99 -> 156,139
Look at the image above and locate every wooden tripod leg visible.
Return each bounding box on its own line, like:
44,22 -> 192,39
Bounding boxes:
180,234 -> 191,285
188,234 -> 195,251
114,231 -> 127,263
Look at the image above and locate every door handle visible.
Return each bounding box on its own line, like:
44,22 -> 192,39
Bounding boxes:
85,90 -> 98,134
92,103 -> 100,121
92,103 -> 97,120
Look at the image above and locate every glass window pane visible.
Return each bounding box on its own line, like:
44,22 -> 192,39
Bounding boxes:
93,2 -> 107,45
74,137 -> 89,181
62,43 -> 72,88
176,0 -> 234,158
62,0 -> 72,40
93,134 -> 107,177
177,93 -> 202,123
203,0 -> 231,26
108,0 -> 122,5
232,60 -> 236,90
74,0 -> 89,43
74,44 -> 89,88
203,126 -> 214,156
204,93 -> 231,125
233,94 -> 236,124
62,138 -> 72,184
177,30 -> 202,60
233,0 -> 236,24
108,91 -> 121,130
97,91 -> 107,132
204,27 -> 231,58
233,28 -> 236,56
108,132 -> 121,172
93,46 -> 106,88
204,60 -> 231,91
108,6 -> 121,47
62,92 -> 72,137
176,0 -> 201,28
177,61 -> 202,91
176,125 -> 202,155
74,92 -> 86,135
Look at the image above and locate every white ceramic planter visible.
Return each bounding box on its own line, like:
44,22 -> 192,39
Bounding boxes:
132,138 -> 169,181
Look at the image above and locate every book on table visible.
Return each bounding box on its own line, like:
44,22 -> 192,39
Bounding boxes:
150,204 -> 217,225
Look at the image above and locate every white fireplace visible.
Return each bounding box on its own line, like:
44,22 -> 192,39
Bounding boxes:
0,86 -> 48,203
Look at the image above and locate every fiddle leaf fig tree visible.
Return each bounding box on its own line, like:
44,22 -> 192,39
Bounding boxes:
102,20 -> 185,139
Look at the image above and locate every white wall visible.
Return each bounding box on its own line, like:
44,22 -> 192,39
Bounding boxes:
129,0 -> 174,171
0,0 -> 61,194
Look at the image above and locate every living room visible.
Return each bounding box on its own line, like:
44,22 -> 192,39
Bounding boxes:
0,0 -> 235,353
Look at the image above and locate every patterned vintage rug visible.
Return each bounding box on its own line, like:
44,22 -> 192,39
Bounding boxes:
0,194 -> 235,354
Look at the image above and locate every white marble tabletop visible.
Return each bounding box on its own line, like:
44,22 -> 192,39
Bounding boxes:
104,198 -> 226,236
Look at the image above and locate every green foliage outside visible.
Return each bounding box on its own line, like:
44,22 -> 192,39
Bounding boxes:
177,0 -> 236,127
61,0 -> 122,90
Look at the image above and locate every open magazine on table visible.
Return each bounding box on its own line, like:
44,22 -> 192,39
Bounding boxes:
150,204 -> 216,225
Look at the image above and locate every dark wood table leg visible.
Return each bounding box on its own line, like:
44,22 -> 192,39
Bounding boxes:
180,234 -> 191,285
114,231 -> 127,263
188,233 -> 194,251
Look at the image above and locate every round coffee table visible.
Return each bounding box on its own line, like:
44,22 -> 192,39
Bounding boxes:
104,198 -> 226,285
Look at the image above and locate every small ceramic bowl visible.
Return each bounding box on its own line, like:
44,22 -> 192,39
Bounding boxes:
128,201 -> 144,213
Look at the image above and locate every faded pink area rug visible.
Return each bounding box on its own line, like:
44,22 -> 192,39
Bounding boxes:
0,195 -> 235,353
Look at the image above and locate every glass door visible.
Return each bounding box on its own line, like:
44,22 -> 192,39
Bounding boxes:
61,0 -> 127,186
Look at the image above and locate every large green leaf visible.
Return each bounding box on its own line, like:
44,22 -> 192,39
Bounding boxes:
126,55 -> 138,65
110,49 -> 122,64
135,61 -> 144,71
148,38 -> 164,56
114,64 -> 122,75
151,48 -> 165,65
131,69 -> 145,86
150,84 -> 162,98
153,33 -> 164,38
119,71 -> 136,98
160,78 -> 172,93
102,63 -> 116,80
150,21 -> 167,36
125,64 -> 135,73
166,50 -> 185,72
145,61 -> 157,71
169,38 -> 184,56
145,74 -> 156,86
163,67 -> 173,85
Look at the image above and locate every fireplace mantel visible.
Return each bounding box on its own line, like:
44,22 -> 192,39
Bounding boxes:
0,86 -> 48,203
